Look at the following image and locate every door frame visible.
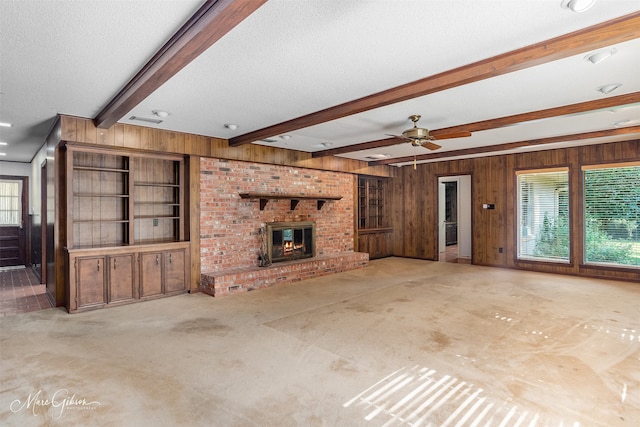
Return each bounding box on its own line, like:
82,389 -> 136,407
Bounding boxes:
40,160 -> 47,285
437,174 -> 472,262
0,174 -> 29,267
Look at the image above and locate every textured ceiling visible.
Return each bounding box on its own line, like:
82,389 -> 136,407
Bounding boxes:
1,0 -> 639,165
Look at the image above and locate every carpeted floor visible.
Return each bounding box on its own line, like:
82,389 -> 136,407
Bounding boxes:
1,257 -> 638,426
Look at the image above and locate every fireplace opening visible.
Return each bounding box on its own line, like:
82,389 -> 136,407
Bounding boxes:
267,221 -> 315,263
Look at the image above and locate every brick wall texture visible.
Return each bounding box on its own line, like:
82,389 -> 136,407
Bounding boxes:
200,158 -> 356,274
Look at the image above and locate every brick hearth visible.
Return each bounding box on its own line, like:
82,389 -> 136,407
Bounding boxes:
201,252 -> 368,297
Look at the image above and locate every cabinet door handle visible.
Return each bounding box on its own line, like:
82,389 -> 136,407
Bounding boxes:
97,260 -> 100,272
156,255 -> 159,265
169,253 -> 172,264
113,259 -> 117,270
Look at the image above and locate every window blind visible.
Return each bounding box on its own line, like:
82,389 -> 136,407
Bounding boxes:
583,163 -> 639,267
0,180 -> 21,226
517,169 -> 569,262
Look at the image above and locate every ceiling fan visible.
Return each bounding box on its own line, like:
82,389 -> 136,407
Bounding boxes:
387,115 -> 471,150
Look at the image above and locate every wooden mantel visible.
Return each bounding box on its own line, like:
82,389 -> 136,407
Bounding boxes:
238,193 -> 342,210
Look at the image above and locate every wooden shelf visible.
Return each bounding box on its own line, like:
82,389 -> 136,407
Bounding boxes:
134,182 -> 180,188
74,166 -> 129,173
239,193 -> 342,210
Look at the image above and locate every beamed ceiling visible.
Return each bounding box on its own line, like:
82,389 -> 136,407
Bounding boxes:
1,0 -> 639,166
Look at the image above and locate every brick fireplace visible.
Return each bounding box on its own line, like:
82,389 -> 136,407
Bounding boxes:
199,158 -> 368,296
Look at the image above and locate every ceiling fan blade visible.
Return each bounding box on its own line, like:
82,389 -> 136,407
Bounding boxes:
421,141 -> 442,150
431,131 -> 472,140
384,134 -> 406,140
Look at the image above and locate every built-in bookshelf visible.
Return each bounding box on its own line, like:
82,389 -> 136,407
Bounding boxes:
64,144 -> 189,313
66,146 -> 185,248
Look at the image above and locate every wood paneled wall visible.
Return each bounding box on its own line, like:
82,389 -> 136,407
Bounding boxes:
59,116 -> 396,178
393,140 -> 640,282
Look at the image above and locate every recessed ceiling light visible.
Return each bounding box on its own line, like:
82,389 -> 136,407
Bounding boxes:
0,153 -> 6,156
279,135 -> 291,140
224,123 -> 238,130
584,48 -> 617,64
0,142 -> 7,146
152,110 -> 169,118
320,142 -> 333,147
261,138 -> 277,143
0,122 -> 11,128
561,0 -> 597,12
597,83 -> 622,94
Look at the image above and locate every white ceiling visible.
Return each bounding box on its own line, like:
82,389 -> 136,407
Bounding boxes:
1,0 -> 639,165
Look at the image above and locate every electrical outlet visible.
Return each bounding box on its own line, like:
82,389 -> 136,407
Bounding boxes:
153,218 -> 159,227
499,247 -> 503,253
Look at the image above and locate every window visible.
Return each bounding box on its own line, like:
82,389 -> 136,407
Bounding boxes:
0,180 -> 21,226
517,168 -> 569,262
583,163 -> 639,268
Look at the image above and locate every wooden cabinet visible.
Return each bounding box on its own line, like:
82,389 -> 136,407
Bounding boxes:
164,249 -> 187,294
107,254 -> 136,303
140,251 -> 163,298
64,144 -> 190,313
358,176 -> 388,229
68,243 -> 190,313
73,252 -> 135,310
358,229 -> 393,260
140,248 -> 187,298
357,176 -> 393,259
75,255 -> 106,309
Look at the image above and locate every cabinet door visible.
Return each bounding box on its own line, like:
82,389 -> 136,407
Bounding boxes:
108,254 -> 135,302
77,256 -> 106,308
140,252 -> 163,297
164,249 -> 186,294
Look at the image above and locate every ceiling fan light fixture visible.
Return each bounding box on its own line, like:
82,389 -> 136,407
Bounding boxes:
597,83 -> 621,94
561,0 -> 597,13
584,48 -> 616,64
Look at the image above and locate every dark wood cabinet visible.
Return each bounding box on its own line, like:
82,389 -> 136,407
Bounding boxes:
357,176 -> 393,259
358,176 -> 388,229
64,144 -> 190,313
76,256 -> 106,309
140,251 -> 163,298
108,253 -> 136,303
358,229 -> 393,260
68,243 -> 190,313
164,249 -> 187,294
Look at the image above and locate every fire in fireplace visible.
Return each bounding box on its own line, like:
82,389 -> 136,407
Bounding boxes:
267,221 -> 315,263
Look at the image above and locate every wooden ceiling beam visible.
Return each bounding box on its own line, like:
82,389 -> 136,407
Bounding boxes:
430,91 -> 640,136
229,11 -> 640,147
312,92 -> 640,157
369,126 -> 640,166
94,0 -> 267,129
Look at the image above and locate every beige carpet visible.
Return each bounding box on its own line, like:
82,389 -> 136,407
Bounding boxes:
1,258 -> 638,426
